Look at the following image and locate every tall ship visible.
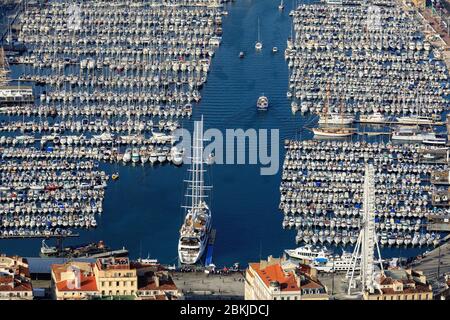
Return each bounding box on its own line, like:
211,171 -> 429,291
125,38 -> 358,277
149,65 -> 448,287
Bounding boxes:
178,117 -> 212,265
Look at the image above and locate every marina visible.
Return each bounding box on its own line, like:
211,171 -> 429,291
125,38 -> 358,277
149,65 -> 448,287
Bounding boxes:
286,1 -> 449,117
0,0 -> 449,271
280,139 -> 448,248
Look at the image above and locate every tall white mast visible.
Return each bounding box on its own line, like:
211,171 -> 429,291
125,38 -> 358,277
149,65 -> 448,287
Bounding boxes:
185,116 -> 207,214
346,164 -> 384,295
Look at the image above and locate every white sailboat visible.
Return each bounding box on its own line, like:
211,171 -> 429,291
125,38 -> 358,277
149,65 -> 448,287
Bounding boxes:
255,18 -> 262,50
278,0 -> 285,10
178,117 -> 212,265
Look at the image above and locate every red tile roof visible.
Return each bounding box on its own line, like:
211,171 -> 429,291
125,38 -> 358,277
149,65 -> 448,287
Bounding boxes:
137,272 -> 178,291
250,263 -> 300,292
52,264 -> 98,292
55,275 -> 98,292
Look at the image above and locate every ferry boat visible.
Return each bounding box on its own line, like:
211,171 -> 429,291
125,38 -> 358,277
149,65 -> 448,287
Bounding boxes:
178,117 -> 212,265
312,251 -> 360,273
284,245 -> 330,261
257,95 -> 269,110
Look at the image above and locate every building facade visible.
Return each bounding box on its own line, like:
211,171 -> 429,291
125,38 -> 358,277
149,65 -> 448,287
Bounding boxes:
133,261 -> 183,300
51,261 -> 100,300
93,257 -> 138,297
0,254 -> 33,300
363,268 -> 433,300
50,258 -> 181,300
245,256 -> 328,300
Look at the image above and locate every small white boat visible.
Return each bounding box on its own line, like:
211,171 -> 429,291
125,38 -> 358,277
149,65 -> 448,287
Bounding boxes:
257,95 -> 269,110
255,18 -> 262,51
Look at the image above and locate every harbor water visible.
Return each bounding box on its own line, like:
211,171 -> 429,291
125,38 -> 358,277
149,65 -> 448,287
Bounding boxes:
0,0 -> 431,265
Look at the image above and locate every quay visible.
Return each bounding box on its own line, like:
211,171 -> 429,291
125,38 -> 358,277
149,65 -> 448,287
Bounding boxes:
172,271 -> 245,300
0,233 -> 79,239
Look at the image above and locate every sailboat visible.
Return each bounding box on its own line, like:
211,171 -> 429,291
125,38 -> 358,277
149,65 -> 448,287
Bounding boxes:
255,18 -> 263,50
312,90 -> 356,137
278,0 -> 285,10
178,117 -> 212,265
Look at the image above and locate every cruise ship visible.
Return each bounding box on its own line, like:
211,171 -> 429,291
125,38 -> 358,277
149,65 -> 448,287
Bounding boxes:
178,117 -> 212,265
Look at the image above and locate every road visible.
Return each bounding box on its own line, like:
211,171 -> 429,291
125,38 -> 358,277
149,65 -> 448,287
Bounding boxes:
171,271 -> 245,300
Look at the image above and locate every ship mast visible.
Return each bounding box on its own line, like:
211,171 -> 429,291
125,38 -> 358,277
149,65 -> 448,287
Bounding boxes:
184,116 -> 209,216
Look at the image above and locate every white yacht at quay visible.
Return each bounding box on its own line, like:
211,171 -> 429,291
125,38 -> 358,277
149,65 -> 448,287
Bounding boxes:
396,115 -> 435,125
391,126 -> 444,143
359,112 -> 389,124
178,117 -> 212,265
318,113 -> 354,125
284,244 -> 330,261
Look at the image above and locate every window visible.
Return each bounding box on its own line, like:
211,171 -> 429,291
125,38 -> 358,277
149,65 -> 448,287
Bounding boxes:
116,281 -> 119,286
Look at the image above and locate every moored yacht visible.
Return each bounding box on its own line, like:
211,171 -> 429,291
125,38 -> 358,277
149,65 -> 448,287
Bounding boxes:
318,113 -> 354,125
396,115 -> 435,125
359,112 -> 389,124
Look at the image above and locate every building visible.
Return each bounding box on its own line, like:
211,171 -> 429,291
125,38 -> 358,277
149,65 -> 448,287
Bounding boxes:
49,257 -> 181,300
245,256 -> 329,300
411,0 -> 426,9
363,268 -> 433,300
0,254 -> 33,300
51,261 -> 100,300
93,257 -> 138,297
132,260 -> 183,300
